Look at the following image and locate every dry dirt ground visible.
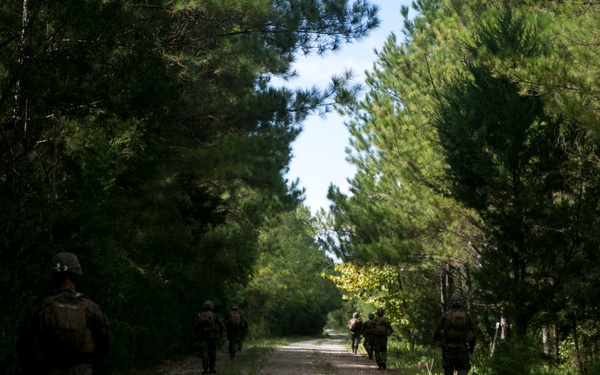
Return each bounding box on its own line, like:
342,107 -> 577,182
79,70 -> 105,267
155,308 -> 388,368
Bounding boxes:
143,333 -> 399,375
256,333 -> 394,375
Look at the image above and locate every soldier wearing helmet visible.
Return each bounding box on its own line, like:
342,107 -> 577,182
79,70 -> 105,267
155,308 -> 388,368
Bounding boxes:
347,312 -> 363,354
17,252 -> 113,375
433,294 -> 476,375
223,303 -> 249,359
194,300 -> 224,374
372,307 -> 393,370
361,313 -> 377,360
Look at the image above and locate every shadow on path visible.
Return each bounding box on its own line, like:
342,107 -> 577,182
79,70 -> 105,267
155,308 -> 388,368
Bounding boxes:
258,331 -> 390,374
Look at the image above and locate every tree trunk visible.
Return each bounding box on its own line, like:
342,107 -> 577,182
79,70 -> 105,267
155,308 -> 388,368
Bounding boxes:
440,267 -> 446,313
465,264 -> 472,312
553,324 -> 559,367
573,313 -> 584,375
542,326 -> 549,355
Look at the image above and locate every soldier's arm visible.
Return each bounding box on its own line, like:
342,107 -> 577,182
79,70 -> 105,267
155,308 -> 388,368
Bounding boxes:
217,317 -> 225,334
467,313 -> 476,352
87,301 -> 113,358
467,313 -> 476,334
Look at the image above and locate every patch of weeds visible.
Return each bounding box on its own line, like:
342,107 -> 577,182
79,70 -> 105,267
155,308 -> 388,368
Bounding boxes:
313,355 -> 336,375
218,337 -> 308,375
385,340 -> 442,375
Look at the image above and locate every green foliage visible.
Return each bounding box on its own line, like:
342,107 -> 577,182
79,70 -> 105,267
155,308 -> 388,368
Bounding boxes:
216,339 -> 283,375
326,0 -> 600,373
326,262 -> 440,343
323,0 -> 482,351
239,208 -> 342,337
0,0 -> 379,373
475,334 -> 565,375
385,341 -> 439,375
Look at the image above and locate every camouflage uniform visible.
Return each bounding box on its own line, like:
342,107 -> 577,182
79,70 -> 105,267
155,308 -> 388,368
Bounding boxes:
361,313 -> 376,360
432,295 -> 476,375
372,308 -> 393,370
347,312 -> 362,354
17,253 -> 112,375
194,301 -> 224,374
223,304 -> 249,359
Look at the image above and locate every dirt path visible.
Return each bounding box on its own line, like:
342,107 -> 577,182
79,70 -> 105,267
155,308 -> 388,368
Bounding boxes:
257,333 -> 391,375
142,333 -> 397,374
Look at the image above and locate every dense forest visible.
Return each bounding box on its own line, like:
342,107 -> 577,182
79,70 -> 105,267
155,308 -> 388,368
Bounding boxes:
1,1 -> 599,375
325,1 -> 600,374
0,0 -> 376,373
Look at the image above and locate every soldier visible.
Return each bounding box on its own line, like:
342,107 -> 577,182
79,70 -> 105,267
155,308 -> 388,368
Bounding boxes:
361,313 -> 376,360
194,300 -> 224,374
372,307 -> 393,370
223,303 -> 248,359
17,252 -> 113,375
432,294 -> 476,375
347,312 -> 363,354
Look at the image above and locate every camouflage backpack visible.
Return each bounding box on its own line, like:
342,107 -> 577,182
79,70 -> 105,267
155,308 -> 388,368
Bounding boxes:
227,311 -> 242,329
444,310 -> 468,340
40,291 -> 93,356
197,311 -> 216,333
348,318 -> 361,333
363,318 -> 377,335
374,317 -> 392,336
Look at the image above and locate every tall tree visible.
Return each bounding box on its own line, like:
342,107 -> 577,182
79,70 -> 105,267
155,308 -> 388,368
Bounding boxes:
328,0 -> 600,371
239,207 -> 342,337
0,1 -> 380,372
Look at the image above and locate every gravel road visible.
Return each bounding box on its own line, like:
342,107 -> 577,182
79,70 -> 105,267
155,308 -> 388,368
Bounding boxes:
257,333 -> 392,375
134,333 -> 396,374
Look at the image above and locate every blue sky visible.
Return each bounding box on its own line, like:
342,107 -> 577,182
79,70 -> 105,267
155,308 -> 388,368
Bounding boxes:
284,0 -> 413,212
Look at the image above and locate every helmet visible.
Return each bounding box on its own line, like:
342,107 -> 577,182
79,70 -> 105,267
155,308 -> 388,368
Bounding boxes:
352,312 -> 359,318
52,252 -> 82,275
203,300 -> 214,311
449,294 -> 463,307
368,313 -> 375,320
231,303 -> 238,311
376,307 -> 385,316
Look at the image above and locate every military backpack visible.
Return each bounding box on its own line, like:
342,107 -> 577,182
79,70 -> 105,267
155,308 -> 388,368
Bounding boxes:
444,310 -> 468,340
197,311 -> 217,333
227,311 -> 242,329
40,291 -> 94,356
374,316 -> 392,336
348,317 -> 361,333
